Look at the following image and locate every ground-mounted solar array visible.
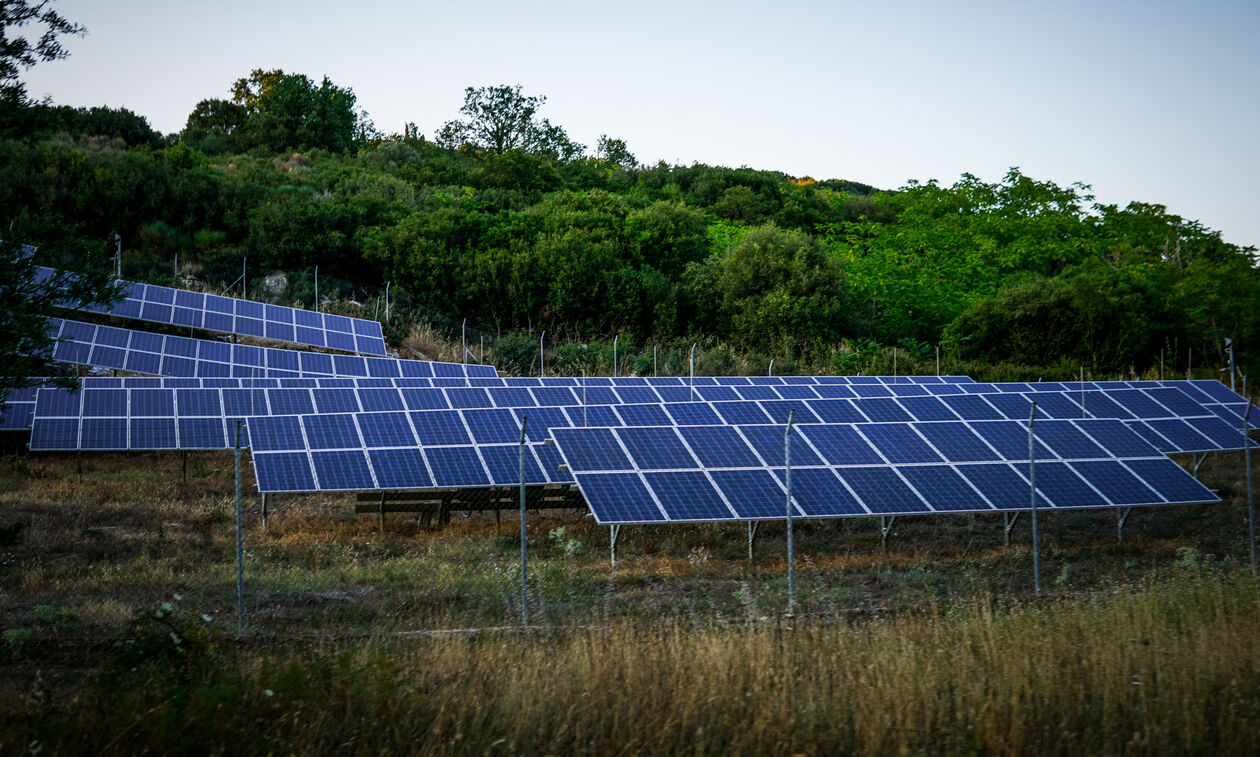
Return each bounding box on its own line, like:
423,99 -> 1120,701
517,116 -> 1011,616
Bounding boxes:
38,266 -> 387,355
552,421 -> 1220,525
46,318 -> 497,379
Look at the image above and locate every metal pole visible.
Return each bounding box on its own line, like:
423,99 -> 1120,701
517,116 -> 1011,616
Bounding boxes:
462,319 -> 467,365
385,281 -> 391,322
653,345 -> 657,377
785,408 -> 797,616
519,416 -> 529,627
242,256 -> 247,298
613,334 -> 618,378
1244,401 -> 1255,576
768,359 -> 774,377
1228,338 -> 1236,393
689,343 -> 696,401
893,347 -> 897,377
173,252 -> 178,279
936,345 -> 940,376
1028,403 -> 1041,596
114,234 -> 121,278
234,421 -> 245,633
539,331 -> 545,378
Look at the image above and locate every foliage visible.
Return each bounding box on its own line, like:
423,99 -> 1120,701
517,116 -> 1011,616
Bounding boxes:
0,0 -> 84,106
437,84 -> 583,160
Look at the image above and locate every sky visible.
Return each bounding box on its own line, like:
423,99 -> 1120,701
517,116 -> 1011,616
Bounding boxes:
18,0 -> 1260,249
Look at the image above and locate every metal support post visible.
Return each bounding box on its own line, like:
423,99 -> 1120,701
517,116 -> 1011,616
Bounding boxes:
378,491 -> 385,530
610,524 -> 621,568
113,233 -> 121,278
768,359 -> 774,377
1227,338 -> 1235,393
519,416 -> 529,628
1244,402 -> 1255,576
261,492 -> 268,530
234,421 -> 245,633
689,343 -> 697,401
785,409 -> 796,617
1029,403 -> 1042,596
936,345 -> 940,376
384,281 -> 390,322
879,516 -> 895,551
539,331 -> 545,378
613,334 -> 618,378
1193,453 -> 1204,477
748,521 -> 759,563
1003,511 -> 1020,547
893,347 -> 897,377
1116,507 -> 1132,543
461,319 -> 467,364
653,344 -> 658,377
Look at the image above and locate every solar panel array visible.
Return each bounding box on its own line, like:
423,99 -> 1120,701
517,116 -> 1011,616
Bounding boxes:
47,318 -> 497,379
552,421 -> 1219,525
1,386 -> 38,430
38,266 -> 387,355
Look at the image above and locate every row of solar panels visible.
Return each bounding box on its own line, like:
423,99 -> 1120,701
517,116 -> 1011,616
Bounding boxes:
46,318 -> 498,380
245,414 -> 1218,521
551,424 -> 1218,524
38,266 -> 387,355
21,380 -> 1255,453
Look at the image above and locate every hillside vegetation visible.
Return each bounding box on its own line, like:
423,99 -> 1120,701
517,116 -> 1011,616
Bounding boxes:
3,72 -> 1258,378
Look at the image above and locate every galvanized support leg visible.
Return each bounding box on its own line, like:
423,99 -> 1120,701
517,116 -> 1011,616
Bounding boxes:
1116,507 -> 1133,543
747,521 -> 759,564
260,493 -> 267,530
1003,511 -> 1020,547
1192,453 -> 1203,477
378,492 -> 385,530
879,516 -> 896,551
610,524 -> 621,569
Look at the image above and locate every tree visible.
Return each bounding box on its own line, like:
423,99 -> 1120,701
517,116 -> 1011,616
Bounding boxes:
0,0 -> 84,135
596,134 -> 637,168
437,84 -> 584,160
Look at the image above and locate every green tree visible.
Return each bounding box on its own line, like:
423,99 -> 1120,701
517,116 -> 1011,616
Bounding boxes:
437,84 -> 584,160
0,0 -> 85,134
596,134 -> 637,168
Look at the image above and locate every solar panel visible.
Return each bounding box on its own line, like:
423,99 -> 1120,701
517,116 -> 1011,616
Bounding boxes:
42,266 -> 389,355
46,318 -> 496,379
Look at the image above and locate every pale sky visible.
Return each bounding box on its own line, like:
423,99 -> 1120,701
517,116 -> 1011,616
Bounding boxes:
19,0 -> 1260,250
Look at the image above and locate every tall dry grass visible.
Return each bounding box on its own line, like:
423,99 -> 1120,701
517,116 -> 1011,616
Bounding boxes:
8,565 -> 1260,755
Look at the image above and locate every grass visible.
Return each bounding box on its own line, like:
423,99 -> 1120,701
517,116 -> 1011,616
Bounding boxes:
1,448 -> 1259,753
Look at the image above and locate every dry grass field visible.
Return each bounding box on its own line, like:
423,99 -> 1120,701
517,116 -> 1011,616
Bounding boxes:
1,446 -> 1259,754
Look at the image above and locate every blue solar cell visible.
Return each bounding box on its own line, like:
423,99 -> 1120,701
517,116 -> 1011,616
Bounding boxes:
299,352 -> 334,375
615,386 -> 660,404
642,471 -> 734,521
366,357 -> 399,378
574,472 -> 664,524
326,331 -> 357,353
1144,419 -> 1217,452
367,448 -> 433,489
247,415 -> 306,452
533,442 -> 571,483
940,394 -> 1004,421
562,404 -> 622,427
857,424 -> 943,464
911,422 -> 1002,462
1032,421 -> 1109,459
38,389 -> 81,416
695,386 -> 740,402
983,393 -> 1035,419
486,387 -> 534,408
656,386 -> 699,403
617,427 -> 697,469
804,399 -> 865,424
711,469 -> 791,518
1123,458 -> 1216,503
741,425 -> 823,466
813,385 -> 857,399
265,322 -> 296,343
203,311 -> 233,333
531,387 -> 576,406
430,361 -> 464,378
515,407 -> 570,441
130,389 -> 174,416
776,385 -> 819,400
358,412 -> 417,448
856,398 -> 914,422
90,345 -> 127,368
268,389 -> 314,415
759,400 -> 820,424
834,467 -> 930,514
772,468 -> 865,515
711,401 -> 771,425
734,385 -> 781,401
1145,388 -> 1208,417
616,404 -> 673,426
401,388 -> 448,411
81,418 -> 127,449
552,428 -> 633,472
236,318 -> 265,338
576,387 -> 620,406
796,425 -> 884,466
140,302 -> 173,323
971,420 -> 1055,459
1072,460 -> 1160,505
1185,416 -> 1252,450
462,408 -> 522,444
662,402 -> 723,426
896,395 -> 959,422
1032,462 -> 1107,508
479,445 -> 547,485
30,418 -> 78,449
311,450 -> 374,489
1105,389 -> 1171,419
82,389 -> 126,417
222,388 -> 268,417
1075,419 -> 1159,458
1028,392 -> 1085,419
851,385 -> 893,398
332,354 -> 367,376
960,463 -> 1033,510
676,426 -> 763,468
424,446 -> 491,487
898,465 -> 991,512
1188,380 -> 1240,404
175,389 -> 221,416
130,417 -> 176,448
410,410 -> 470,446
178,417 -> 225,448
312,388 -> 360,413
357,388 -> 405,412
